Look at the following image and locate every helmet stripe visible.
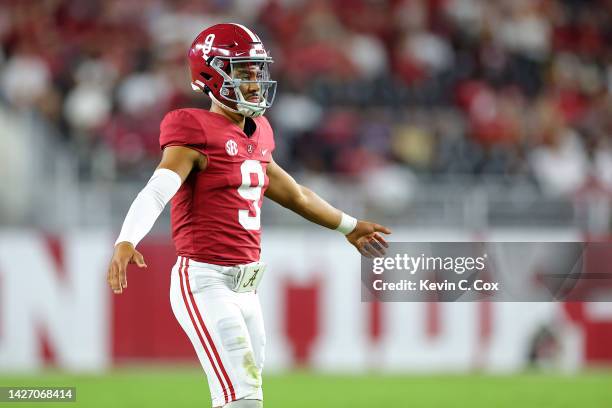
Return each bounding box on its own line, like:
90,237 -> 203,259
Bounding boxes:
231,23 -> 260,42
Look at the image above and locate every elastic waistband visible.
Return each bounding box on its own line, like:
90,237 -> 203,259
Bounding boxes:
178,256 -> 243,276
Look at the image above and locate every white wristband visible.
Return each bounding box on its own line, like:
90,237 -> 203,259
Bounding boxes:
335,212 -> 357,235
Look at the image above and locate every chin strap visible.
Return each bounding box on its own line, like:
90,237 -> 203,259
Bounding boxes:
238,105 -> 265,118
208,88 -> 266,118
235,86 -> 266,117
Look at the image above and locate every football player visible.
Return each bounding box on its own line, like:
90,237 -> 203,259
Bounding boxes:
106,23 -> 390,408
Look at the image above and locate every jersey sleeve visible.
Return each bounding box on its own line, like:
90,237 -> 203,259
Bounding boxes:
159,109 -> 207,155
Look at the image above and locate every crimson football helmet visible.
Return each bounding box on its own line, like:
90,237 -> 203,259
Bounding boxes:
188,23 -> 276,118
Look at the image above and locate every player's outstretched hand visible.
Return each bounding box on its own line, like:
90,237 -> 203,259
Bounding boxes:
107,242 -> 148,294
345,220 -> 392,258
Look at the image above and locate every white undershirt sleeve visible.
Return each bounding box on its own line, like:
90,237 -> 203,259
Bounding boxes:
114,168 -> 182,247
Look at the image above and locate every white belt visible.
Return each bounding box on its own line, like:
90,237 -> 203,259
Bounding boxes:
184,258 -> 266,292
192,261 -> 243,277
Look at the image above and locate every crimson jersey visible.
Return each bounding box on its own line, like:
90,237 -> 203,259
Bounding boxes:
159,108 -> 275,266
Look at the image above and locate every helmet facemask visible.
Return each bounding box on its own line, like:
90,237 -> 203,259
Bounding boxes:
210,57 -> 277,118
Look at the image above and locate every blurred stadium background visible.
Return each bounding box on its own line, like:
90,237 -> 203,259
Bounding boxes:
1,0 -> 612,407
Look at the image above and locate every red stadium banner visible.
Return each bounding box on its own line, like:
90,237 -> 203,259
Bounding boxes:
0,230 -> 611,372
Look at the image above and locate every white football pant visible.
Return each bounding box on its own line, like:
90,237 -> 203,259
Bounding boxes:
170,256 -> 265,407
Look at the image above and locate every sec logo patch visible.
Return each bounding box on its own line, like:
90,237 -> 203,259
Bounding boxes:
225,139 -> 238,156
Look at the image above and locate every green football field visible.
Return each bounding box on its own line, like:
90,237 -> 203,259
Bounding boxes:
1,367 -> 611,408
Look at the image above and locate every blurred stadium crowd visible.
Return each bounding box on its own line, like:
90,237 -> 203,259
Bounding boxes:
2,0 -> 612,223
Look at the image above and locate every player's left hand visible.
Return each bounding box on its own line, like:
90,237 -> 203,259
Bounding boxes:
345,220 -> 391,258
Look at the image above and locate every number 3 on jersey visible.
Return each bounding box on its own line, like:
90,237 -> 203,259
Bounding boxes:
237,160 -> 265,230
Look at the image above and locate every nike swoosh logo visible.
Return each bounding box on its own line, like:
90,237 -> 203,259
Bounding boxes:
262,149 -> 268,155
